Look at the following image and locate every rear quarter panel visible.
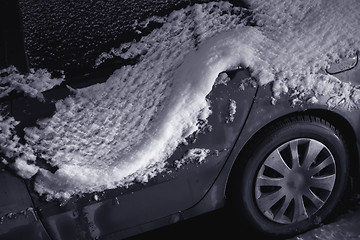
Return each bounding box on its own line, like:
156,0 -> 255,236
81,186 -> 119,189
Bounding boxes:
207,80 -> 360,210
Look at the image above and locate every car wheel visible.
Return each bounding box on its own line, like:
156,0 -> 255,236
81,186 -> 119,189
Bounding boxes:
228,115 -> 350,237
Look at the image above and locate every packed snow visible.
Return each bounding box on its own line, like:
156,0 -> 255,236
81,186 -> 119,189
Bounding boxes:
174,148 -> 211,169
1,0 -> 360,200
0,115 -> 36,170
226,99 -> 237,123
0,67 -> 63,179
0,66 -> 64,100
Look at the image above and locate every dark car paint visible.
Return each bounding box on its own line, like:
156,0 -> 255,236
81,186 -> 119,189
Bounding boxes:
0,0 -> 29,73
0,171 -> 51,240
14,69 -> 255,240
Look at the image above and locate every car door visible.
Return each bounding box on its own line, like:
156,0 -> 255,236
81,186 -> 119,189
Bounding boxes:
24,69 -> 257,240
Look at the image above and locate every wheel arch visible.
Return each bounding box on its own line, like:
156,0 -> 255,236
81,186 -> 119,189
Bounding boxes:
225,108 -> 360,197
304,109 -> 359,192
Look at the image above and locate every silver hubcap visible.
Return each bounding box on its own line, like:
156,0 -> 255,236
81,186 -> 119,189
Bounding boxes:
255,138 -> 336,224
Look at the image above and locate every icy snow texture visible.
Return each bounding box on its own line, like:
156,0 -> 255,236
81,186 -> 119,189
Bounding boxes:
226,99 -> 237,123
0,113 -> 37,178
174,148 -> 211,169
214,72 -> 231,86
0,115 -> 21,160
6,0 -> 360,200
245,0 -> 360,106
0,66 -> 64,100
0,67 -> 62,177
24,2 -> 250,200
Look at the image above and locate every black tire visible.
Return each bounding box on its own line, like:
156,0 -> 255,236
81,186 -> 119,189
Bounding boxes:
227,115 -> 350,237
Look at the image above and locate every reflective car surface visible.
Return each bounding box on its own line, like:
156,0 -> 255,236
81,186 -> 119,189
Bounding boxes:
1,1 -> 360,240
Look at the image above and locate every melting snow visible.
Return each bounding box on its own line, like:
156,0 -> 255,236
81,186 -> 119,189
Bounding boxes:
1,0 -> 360,200
214,72 -> 231,86
0,207 -> 37,225
226,99 -> 237,123
174,148 -> 211,169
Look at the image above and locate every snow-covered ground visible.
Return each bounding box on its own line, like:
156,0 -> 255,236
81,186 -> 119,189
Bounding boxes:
1,0 -> 360,202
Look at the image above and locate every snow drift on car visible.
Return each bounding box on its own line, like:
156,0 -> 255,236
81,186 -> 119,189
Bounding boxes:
0,0 -> 360,200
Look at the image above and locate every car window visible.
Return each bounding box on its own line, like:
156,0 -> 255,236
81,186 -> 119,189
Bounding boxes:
18,0 -> 215,79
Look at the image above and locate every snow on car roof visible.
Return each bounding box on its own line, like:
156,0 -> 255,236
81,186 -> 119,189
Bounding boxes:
1,0 -> 360,200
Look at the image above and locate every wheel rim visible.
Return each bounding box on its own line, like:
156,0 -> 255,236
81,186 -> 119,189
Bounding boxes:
255,138 -> 336,224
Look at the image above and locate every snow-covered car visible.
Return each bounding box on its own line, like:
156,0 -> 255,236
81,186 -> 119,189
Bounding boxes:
1,0 -> 360,240
2,59 -> 360,240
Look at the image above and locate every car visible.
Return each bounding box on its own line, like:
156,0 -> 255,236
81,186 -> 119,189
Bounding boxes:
1,1 -> 360,240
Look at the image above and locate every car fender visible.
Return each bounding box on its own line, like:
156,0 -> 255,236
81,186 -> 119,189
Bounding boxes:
186,79 -> 360,219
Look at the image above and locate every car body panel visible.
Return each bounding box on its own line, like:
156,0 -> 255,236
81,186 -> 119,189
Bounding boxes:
1,1 -> 360,237
328,53 -> 360,86
202,63 -> 360,215
14,69 -> 257,240
0,171 -> 51,240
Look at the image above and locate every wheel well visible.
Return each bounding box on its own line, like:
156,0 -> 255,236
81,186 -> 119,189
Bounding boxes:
304,109 -> 359,192
226,109 -> 359,196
